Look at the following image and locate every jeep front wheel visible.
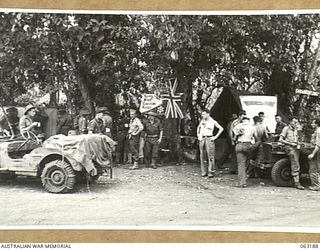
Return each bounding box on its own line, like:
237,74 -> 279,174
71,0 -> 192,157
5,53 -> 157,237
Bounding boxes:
41,160 -> 76,193
271,158 -> 294,187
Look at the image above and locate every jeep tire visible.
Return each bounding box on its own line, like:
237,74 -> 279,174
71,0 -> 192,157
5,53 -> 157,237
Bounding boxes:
271,158 -> 294,187
41,160 -> 76,193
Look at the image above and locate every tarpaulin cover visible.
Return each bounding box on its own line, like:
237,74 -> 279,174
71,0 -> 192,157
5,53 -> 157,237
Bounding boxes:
43,134 -> 116,175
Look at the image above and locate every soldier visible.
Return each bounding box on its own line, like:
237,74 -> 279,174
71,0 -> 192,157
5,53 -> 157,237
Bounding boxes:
100,106 -> 113,138
228,110 -> 246,174
128,109 -> 144,170
78,108 -> 91,134
138,113 -> 148,164
56,107 -> 73,136
274,114 -> 287,141
279,116 -> 304,190
253,116 -> 268,159
197,109 -> 224,178
19,104 -> 40,139
115,108 -> 130,164
88,107 -> 105,134
248,116 -> 269,176
33,102 -> 48,139
307,119 -> 320,191
144,111 -> 163,169
233,117 -> 258,187
217,113 -> 238,169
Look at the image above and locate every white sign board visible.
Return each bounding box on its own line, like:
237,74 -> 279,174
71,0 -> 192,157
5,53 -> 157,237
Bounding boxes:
139,94 -> 163,114
239,95 -> 277,132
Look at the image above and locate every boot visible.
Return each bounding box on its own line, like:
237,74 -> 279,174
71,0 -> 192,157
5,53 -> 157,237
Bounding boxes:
293,176 -> 304,190
129,161 -> 139,170
151,159 -> 157,169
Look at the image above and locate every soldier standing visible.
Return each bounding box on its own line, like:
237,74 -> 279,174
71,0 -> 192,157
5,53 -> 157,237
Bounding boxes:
115,108 -> 130,164
144,111 -> 163,169
279,116 -> 304,190
78,108 -> 91,134
197,109 -> 224,178
308,119 -> 320,191
233,117 -> 258,187
228,110 -> 246,174
88,107 -> 105,134
56,107 -> 73,136
100,106 -> 113,138
128,109 -> 144,170
138,113 -> 148,164
217,113 -> 238,169
274,114 -> 287,141
253,115 -> 268,161
258,111 -> 271,134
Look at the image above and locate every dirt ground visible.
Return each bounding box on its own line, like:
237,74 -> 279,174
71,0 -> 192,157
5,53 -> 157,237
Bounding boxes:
0,162 -> 320,229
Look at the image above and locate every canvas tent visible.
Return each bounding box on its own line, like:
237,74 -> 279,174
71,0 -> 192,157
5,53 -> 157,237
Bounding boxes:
210,87 -> 287,138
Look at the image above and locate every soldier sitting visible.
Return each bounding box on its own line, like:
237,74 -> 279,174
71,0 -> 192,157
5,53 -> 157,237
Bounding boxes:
279,116 -> 304,190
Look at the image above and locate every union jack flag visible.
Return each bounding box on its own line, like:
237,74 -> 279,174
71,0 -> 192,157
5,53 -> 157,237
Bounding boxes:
161,78 -> 184,119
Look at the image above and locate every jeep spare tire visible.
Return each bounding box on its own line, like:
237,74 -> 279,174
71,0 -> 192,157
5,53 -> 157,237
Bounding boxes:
271,158 -> 294,187
41,160 -> 76,193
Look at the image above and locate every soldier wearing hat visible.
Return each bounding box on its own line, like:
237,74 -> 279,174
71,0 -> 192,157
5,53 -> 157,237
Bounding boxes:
143,111 -> 163,169
88,107 -> 105,134
78,108 -> 91,134
19,104 -> 40,137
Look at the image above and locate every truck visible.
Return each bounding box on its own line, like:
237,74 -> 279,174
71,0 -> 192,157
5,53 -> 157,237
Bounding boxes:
0,132 -> 115,193
250,141 -> 312,187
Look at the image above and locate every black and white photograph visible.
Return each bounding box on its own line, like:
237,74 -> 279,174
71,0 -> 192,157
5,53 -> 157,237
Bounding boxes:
0,8 -> 320,232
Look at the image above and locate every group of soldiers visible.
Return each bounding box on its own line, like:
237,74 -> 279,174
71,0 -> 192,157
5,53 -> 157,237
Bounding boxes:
0,104 -> 165,170
59,106 -> 166,170
2,103 -> 320,191
198,108 -> 320,190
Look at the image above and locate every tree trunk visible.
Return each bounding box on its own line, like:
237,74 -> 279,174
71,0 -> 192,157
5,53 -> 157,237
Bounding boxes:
49,91 -> 58,107
58,32 -> 95,113
307,40 -> 320,86
76,66 -> 95,113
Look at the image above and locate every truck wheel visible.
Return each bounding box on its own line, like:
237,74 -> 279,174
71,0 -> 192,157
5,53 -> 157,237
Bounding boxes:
271,158 -> 294,187
41,160 -> 76,193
